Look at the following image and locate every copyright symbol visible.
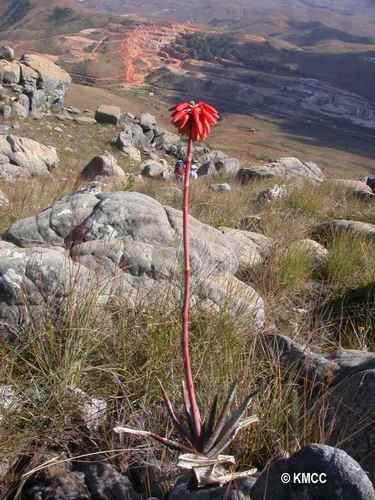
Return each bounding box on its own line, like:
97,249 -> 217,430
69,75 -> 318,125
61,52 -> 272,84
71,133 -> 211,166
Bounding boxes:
281,473 -> 290,484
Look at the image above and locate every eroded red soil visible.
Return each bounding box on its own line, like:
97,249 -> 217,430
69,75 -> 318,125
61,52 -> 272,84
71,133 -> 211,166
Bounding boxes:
119,22 -> 195,86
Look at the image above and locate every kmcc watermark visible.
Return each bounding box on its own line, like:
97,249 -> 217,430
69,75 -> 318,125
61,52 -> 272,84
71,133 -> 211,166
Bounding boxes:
281,472 -> 327,484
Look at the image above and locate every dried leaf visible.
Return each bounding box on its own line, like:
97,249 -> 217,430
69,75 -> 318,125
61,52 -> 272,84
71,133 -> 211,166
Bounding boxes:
114,426 -> 192,453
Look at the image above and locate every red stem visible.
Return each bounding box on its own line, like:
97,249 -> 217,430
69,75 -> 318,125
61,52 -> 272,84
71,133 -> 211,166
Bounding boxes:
182,131 -> 201,441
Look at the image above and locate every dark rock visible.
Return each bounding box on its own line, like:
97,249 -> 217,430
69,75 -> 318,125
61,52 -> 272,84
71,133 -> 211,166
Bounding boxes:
128,460 -> 167,498
95,104 -> 122,125
252,444 -> 375,500
169,476 -> 254,499
362,176 -> 375,193
22,458 -> 144,500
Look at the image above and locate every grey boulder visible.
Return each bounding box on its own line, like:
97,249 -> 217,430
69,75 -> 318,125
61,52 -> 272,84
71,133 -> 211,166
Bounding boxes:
198,158 -> 241,177
141,160 -> 170,179
238,158 -> 324,184
220,227 -> 273,270
313,219 -> 375,243
0,243 -> 92,340
333,179 -> 375,201
2,191 -> 265,336
0,135 -> 58,180
210,183 -> 232,192
0,46 -> 15,61
287,239 -> 328,270
139,112 -> 156,131
20,54 -> 71,109
0,60 -> 20,84
81,153 -> 125,181
114,122 -> 150,151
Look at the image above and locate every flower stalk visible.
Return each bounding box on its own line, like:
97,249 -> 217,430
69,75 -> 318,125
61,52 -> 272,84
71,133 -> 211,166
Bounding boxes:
115,100 -> 259,488
181,127 -> 202,442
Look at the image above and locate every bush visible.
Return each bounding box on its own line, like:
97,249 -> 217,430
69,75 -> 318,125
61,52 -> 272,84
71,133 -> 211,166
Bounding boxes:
49,7 -> 74,22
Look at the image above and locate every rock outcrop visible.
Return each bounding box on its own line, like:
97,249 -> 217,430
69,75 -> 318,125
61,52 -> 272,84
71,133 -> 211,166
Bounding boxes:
238,157 -> 324,184
313,219 -> 375,243
0,49 -> 71,118
0,135 -> 58,181
0,242 -> 92,340
264,333 -> 375,482
0,190 -> 265,339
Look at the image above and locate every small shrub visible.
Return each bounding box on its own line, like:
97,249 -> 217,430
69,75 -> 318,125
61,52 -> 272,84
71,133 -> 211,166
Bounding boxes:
279,248 -> 315,291
324,234 -> 375,294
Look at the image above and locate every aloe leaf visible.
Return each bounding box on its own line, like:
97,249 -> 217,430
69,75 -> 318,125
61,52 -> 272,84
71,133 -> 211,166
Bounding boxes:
205,391 -> 258,457
202,380 -> 238,454
159,381 -> 193,444
202,394 -> 218,447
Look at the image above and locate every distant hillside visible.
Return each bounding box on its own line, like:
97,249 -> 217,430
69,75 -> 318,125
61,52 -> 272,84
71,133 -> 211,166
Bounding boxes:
75,0 -> 375,34
0,0 -> 112,34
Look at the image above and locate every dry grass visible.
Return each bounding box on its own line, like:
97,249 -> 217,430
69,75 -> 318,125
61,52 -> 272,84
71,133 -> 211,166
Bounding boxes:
1,111 -> 375,495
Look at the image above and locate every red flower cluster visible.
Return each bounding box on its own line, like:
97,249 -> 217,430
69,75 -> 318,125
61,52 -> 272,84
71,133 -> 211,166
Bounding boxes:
170,100 -> 219,141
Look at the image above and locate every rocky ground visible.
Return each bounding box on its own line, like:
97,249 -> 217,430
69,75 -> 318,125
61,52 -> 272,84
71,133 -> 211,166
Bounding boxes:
1,49 -> 375,499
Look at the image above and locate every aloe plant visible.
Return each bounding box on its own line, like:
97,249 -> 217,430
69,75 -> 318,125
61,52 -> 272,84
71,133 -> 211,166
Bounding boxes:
115,100 -> 259,487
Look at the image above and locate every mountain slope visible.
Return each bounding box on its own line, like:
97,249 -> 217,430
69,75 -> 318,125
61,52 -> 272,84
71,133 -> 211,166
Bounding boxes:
75,0 -> 375,33
0,0 -> 111,33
